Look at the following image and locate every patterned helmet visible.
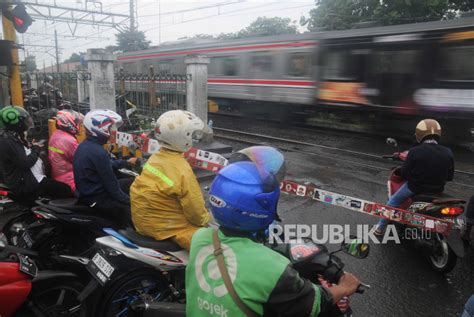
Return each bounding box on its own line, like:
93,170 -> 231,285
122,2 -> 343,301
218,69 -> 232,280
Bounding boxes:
415,119 -> 442,143
83,109 -> 122,139
55,109 -> 84,135
0,105 -> 33,133
154,110 -> 204,152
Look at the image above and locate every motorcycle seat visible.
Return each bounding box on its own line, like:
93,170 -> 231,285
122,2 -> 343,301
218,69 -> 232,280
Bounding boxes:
35,198 -> 94,214
48,198 -> 95,213
119,228 -> 183,252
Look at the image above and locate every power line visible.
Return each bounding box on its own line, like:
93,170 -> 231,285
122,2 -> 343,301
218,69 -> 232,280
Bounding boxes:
143,2 -> 312,32
140,0 -> 245,18
142,2 -> 279,32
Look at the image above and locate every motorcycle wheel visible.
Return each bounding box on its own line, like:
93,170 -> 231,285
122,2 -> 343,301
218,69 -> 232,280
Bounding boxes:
427,233 -> 457,273
22,280 -> 88,317
95,268 -> 171,317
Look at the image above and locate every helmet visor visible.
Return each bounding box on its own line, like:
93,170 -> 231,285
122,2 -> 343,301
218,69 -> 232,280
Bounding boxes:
229,146 -> 286,192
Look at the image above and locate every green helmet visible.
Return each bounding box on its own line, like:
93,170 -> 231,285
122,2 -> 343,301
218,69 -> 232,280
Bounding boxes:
0,106 -> 33,132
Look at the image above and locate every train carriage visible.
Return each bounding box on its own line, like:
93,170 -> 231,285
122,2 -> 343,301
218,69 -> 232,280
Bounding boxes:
116,16 -> 474,140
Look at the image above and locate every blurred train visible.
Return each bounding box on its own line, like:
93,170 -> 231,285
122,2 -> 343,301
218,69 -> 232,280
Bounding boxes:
117,16 -> 474,138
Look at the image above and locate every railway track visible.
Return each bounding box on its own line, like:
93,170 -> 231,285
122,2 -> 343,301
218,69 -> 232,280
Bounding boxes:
213,127 -> 474,189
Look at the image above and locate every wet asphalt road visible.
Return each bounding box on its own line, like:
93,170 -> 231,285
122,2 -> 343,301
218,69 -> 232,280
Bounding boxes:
1,117 -> 472,317
214,119 -> 474,317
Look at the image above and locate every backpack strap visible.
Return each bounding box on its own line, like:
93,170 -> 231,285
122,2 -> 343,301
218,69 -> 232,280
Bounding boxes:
212,229 -> 258,317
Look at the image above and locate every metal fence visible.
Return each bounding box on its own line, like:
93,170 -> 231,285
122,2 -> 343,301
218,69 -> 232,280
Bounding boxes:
25,72 -> 90,105
20,68 -> 189,137
115,68 -> 189,130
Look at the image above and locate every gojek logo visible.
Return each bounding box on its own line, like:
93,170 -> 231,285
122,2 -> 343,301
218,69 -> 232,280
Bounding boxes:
194,244 -> 237,297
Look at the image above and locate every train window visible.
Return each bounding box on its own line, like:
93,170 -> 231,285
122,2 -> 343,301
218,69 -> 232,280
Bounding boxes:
371,50 -> 419,74
438,45 -> 474,81
209,57 -> 219,75
155,59 -> 176,74
287,53 -> 311,77
251,55 -> 273,72
122,62 -> 136,74
222,57 -> 238,76
209,56 -> 238,76
324,50 -> 357,80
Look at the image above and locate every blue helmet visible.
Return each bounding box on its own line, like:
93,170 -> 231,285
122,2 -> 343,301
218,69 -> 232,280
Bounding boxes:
209,161 -> 280,232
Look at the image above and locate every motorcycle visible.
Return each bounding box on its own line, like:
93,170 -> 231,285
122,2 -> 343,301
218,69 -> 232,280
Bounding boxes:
0,162 -> 143,269
79,227 -> 369,316
0,238 -> 87,317
383,138 -> 466,273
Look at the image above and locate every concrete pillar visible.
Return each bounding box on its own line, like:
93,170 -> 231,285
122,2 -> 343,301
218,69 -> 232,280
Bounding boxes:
185,55 -> 210,124
76,71 -> 89,103
85,49 -> 116,111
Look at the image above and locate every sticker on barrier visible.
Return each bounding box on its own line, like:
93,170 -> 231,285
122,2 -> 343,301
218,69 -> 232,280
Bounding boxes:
108,134 -> 455,235
110,131 -> 228,172
280,180 -> 454,235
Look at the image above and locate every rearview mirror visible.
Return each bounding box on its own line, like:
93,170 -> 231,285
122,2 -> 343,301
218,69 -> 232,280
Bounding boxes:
386,138 -> 398,147
341,236 -> 370,259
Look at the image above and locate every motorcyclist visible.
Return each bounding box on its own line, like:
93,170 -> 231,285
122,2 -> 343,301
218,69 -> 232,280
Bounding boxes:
131,110 -> 210,250
375,119 -> 454,235
73,109 -> 136,227
186,160 -> 361,317
48,109 -> 84,192
39,75 -> 56,107
0,105 -> 72,200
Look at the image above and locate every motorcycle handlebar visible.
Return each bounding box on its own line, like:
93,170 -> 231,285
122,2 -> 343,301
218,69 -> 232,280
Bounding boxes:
356,286 -> 365,294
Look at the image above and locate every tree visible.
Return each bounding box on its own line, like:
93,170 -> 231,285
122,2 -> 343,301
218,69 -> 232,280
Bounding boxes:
176,16 -> 299,41
112,28 -> 151,53
64,52 -> 83,63
220,16 -> 298,39
302,0 -> 474,31
21,55 -> 36,72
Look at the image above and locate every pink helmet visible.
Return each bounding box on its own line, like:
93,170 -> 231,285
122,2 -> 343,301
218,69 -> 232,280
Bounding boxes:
55,109 -> 84,135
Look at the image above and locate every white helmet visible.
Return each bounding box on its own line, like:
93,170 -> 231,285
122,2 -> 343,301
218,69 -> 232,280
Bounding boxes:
155,110 -> 204,152
83,109 -> 123,138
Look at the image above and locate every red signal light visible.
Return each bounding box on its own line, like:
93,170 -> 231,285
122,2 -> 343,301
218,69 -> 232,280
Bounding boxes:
11,4 -> 33,33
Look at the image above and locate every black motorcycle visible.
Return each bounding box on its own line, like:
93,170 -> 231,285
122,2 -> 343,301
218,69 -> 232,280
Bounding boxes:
79,227 -> 369,317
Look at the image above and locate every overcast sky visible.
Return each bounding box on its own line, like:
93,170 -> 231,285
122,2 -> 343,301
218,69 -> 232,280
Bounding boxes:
4,0 -> 315,69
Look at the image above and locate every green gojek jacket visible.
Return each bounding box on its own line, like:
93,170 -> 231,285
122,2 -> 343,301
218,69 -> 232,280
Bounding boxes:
186,228 -> 334,317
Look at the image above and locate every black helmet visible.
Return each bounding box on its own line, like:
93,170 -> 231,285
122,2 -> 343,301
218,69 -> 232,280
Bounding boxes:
0,106 -> 33,133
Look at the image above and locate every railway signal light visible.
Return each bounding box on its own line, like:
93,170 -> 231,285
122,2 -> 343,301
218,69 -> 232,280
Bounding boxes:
5,4 -> 33,33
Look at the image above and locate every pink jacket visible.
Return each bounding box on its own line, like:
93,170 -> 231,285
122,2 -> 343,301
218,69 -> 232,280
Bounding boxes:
48,130 -> 79,192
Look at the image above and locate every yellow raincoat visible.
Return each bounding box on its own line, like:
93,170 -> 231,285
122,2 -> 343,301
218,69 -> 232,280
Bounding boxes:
130,148 -> 210,250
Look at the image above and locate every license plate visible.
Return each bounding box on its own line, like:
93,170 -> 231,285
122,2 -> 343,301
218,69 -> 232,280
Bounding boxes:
18,253 -> 38,277
87,251 -> 115,286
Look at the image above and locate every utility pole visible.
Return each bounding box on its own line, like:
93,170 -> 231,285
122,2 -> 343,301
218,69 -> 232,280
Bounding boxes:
54,29 -> 62,91
1,0 -> 23,106
158,0 -> 161,45
130,0 -> 135,32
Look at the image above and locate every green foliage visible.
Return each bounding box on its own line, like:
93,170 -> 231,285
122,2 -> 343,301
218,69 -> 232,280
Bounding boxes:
64,52 -> 83,63
113,28 -> 151,53
224,16 -> 298,39
302,0 -> 474,31
182,16 -> 298,41
20,55 -> 36,72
